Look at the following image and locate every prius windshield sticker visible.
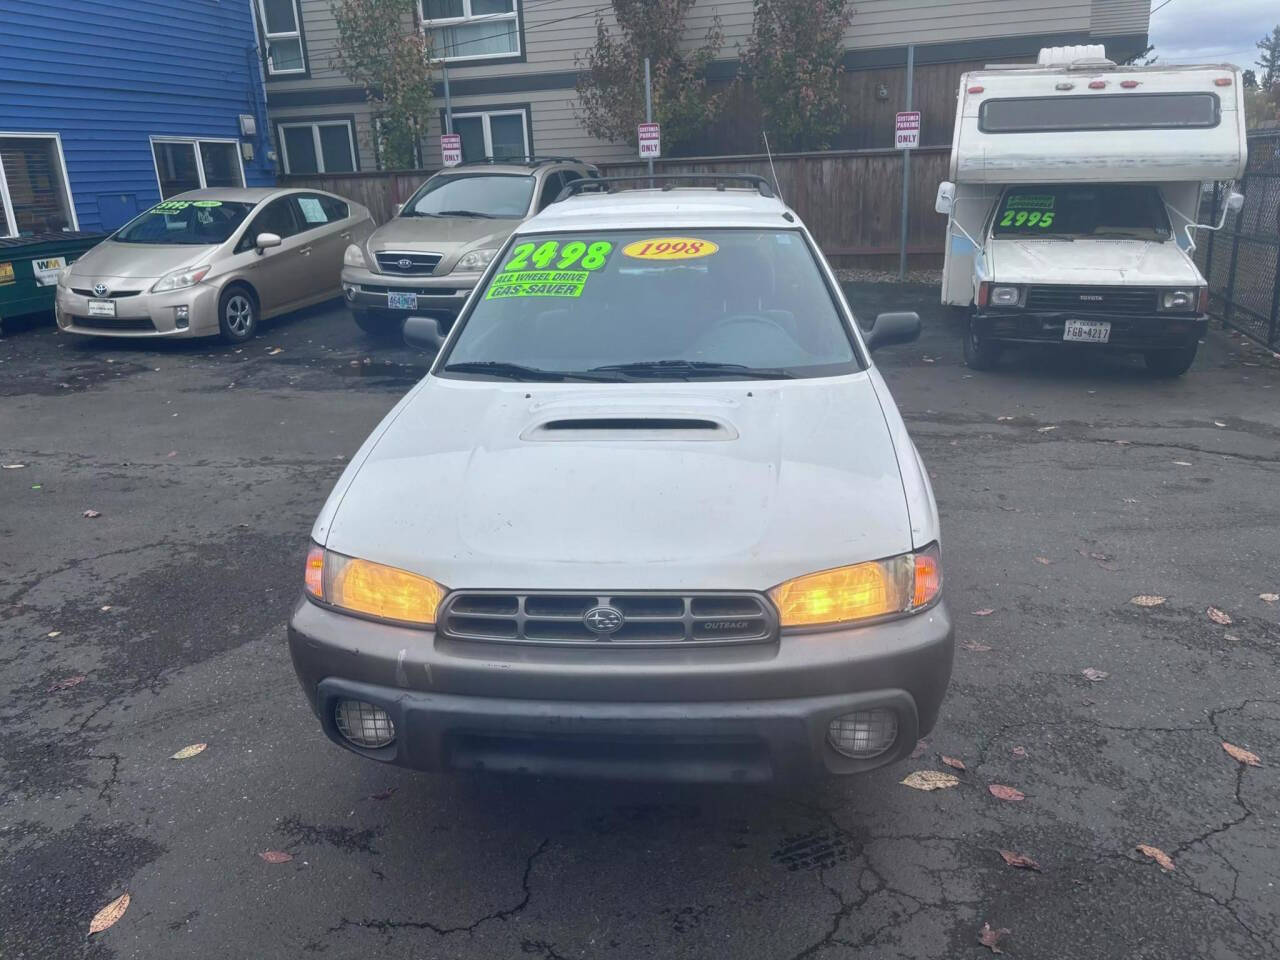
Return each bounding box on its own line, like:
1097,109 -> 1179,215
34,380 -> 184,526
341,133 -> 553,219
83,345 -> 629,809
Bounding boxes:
1000,194 -> 1057,229
485,239 -> 614,300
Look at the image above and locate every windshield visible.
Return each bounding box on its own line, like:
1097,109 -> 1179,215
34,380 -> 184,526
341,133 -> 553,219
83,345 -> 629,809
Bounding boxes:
440,229 -> 860,381
993,184 -> 1171,240
113,199 -> 255,245
403,174 -> 535,219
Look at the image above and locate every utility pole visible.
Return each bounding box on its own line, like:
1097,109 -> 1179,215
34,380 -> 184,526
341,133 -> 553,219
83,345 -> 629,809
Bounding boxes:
644,56 -> 654,184
898,44 -> 914,282
442,60 -> 453,135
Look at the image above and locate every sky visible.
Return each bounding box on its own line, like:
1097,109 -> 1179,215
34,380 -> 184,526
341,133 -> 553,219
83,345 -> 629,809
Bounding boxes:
1147,0 -> 1277,70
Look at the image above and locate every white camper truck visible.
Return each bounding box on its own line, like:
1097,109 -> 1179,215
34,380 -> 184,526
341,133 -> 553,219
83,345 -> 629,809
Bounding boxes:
936,47 -> 1247,376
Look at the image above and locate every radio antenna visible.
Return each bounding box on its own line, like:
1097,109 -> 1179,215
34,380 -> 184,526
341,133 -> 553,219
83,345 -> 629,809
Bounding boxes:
762,130 -> 783,203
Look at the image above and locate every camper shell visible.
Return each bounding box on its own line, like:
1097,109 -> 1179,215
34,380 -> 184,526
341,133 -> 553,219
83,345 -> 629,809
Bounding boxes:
938,47 -> 1247,376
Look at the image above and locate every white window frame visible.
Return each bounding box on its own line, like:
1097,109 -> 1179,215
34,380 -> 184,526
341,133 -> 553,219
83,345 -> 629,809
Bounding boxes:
422,0 -> 520,62
452,109 -> 529,161
0,131 -> 79,238
256,0 -> 307,75
277,121 -> 358,175
149,137 -> 247,199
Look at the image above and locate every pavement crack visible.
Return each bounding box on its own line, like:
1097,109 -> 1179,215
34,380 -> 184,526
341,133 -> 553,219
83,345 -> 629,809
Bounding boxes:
90,752 -> 121,805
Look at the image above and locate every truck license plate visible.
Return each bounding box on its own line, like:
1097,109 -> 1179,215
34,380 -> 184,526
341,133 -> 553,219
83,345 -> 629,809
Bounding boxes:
87,299 -> 117,318
388,292 -> 417,310
1063,319 -> 1110,343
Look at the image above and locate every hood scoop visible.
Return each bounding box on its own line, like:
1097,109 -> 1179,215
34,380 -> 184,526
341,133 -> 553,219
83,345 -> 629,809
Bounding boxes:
522,416 -> 737,441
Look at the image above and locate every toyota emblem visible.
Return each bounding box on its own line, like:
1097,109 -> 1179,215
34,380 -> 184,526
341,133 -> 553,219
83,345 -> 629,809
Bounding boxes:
93,283 -> 108,297
583,605 -> 624,635
397,258 -> 413,270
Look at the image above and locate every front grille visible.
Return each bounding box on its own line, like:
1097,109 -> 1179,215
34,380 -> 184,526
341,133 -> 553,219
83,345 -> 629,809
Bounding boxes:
439,591 -> 777,647
1025,285 -> 1160,315
72,315 -> 154,331
72,288 -> 142,298
375,251 -> 442,276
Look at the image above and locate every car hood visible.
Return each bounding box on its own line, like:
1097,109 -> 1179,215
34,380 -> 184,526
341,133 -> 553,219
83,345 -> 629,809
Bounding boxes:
986,237 -> 1201,287
319,375 -> 915,592
69,240 -> 216,281
367,216 -> 513,255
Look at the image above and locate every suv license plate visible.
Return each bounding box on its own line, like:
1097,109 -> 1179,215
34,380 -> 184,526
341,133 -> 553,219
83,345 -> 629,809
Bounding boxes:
1064,319 -> 1110,343
87,299 -> 116,318
388,292 -> 417,310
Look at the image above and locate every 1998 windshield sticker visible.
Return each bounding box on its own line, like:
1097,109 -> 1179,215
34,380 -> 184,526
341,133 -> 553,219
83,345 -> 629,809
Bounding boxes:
622,237 -> 718,260
485,240 -> 613,299
1000,195 -> 1056,228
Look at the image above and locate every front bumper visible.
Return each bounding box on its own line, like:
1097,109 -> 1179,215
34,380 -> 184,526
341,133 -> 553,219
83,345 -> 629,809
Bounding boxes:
55,281 -> 221,338
976,310 -> 1207,350
341,263 -> 480,321
288,597 -> 955,782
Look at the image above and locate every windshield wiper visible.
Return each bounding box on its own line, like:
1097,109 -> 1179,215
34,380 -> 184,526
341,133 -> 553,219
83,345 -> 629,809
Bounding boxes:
434,209 -> 495,219
441,361 -> 620,383
589,360 -> 795,380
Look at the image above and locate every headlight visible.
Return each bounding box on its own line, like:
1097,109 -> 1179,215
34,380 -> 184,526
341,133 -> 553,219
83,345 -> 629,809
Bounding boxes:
150,264 -> 210,293
1161,289 -> 1196,312
989,285 -> 1021,307
769,545 -> 942,628
455,248 -> 497,272
305,545 -> 446,627
343,244 -> 367,268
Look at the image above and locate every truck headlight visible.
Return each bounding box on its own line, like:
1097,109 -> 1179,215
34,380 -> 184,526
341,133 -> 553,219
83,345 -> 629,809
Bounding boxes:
1161,289 -> 1196,312
305,545 -> 446,627
150,264 -> 210,293
343,244 -> 367,268
769,545 -> 942,628
989,285 -> 1021,307
455,248 -> 497,272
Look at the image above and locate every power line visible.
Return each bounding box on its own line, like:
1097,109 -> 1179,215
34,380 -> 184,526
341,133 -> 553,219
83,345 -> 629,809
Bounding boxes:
1150,0 -> 1177,16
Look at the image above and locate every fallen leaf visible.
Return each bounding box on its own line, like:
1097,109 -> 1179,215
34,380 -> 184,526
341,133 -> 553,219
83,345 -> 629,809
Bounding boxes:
1206,606 -> 1233,625
99,605 -> 112,612
1130,595 -> 1166,607
258,850 -> 293,863
961,640 -> 993,652
1114,439 -> 1131,445
978,922 -> 1011,953
998,849 -> 1041,871
1214,421 -> 1227,428
1173,460 -> 1193,466
2,463 -> 26,469
47,630 -> 62,638
170,743 -> 207,760
1034,557 -> 1052,565
972,608 -> 995,617
988,784 -> 1025,801
1259,593 -> 1278,603
31,484 -> 42,490
901,770 -> 960,791
996,415 -> 1014,422
910,739 -> 928,759
47,675 -> 87,692
941,755 -> 966,771
369,787 -> 398,801
1088,552 -> 1113,562
1136,844 -> 1175,871
1011,746 -> 1027,759
166,451 -> 178,458
1036,425 -> 1057,433
1082,667 -> 1109,682
268,347 -> 283,356
82,509 -> 101,519
1222,742 -> 1261,767
89,893 -> 130,934
1122,497 -> 1139,503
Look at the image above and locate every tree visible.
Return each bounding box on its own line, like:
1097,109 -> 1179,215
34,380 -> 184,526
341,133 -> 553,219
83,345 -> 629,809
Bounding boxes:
332,0 -> 434,169
1258,24 -> 1280,90
1120,44 -> 1158,66
739,0 -> 854,152
1242,69 -> 1258,90
575,0 -> 724,152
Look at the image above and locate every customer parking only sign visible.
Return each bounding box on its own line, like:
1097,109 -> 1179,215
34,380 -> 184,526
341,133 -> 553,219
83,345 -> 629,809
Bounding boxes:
895,111 -> 921,150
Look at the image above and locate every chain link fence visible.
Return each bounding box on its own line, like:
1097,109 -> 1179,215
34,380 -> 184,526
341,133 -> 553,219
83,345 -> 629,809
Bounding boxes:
1197,131 -> 1280,348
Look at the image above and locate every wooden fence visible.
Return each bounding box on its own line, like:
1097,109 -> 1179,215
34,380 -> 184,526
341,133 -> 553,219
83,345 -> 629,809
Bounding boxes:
280,146 -> 952,268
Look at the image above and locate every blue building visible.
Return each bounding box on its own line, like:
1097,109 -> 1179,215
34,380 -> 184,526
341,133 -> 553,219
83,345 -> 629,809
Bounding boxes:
0,0 -> 275,239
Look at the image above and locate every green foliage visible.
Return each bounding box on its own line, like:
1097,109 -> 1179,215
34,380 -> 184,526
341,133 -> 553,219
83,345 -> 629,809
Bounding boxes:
331,0 -> 433,169
575,0 -> 724,151
1257,24 -> 1280,91
740,0 -> 854,151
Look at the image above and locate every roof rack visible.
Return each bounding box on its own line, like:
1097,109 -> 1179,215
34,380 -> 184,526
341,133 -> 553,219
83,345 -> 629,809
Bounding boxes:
455,155 -> 585,168
554,173 -> 776,203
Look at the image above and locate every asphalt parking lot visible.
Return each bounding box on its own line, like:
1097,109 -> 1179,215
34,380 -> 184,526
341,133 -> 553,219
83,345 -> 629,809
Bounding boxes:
2,286 -> 1279,960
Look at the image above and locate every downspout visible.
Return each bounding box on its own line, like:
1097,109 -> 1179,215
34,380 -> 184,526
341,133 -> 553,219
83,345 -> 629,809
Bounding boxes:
246,2 -> 274,179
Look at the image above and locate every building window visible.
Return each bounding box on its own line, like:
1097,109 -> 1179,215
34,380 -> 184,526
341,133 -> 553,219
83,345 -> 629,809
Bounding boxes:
151,140 -> 245,199
422,0 -> 519,61
0,134 -> 78,238
257,0 -> 306,74
278,121 -> 358,174
451,109 -> 528,162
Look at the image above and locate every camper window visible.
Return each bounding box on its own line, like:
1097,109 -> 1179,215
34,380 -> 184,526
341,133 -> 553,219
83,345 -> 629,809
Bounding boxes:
992,185 -> 1172,240
979,93 -> 1219,133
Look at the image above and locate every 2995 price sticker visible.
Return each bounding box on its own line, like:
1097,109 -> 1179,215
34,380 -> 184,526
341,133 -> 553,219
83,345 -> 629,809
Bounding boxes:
622,237 -> 719,261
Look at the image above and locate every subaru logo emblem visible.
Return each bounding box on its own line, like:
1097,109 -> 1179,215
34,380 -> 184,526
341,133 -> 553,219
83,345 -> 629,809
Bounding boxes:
397,258 -> 413,270
583,605 -> 624,635
93,283 -> 108,297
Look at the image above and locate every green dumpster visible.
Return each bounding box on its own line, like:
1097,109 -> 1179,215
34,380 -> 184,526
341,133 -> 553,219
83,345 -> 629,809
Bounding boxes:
0,232 -> 106,331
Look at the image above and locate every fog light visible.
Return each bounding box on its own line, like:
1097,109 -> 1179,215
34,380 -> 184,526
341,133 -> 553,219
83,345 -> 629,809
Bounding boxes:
827,709 -> 898,759
334,699 -> 395,748
174,305 -> 190,328
344,284 -> 357,301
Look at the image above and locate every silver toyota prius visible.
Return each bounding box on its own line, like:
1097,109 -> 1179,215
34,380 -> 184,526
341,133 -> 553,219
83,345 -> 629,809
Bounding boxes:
56,187 -> 373,342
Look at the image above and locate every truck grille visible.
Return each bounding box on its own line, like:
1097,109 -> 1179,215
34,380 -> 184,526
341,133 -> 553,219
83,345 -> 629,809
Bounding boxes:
438,591 -> 777,647
1026,285 -> 1160,315
375,251 -> 442,276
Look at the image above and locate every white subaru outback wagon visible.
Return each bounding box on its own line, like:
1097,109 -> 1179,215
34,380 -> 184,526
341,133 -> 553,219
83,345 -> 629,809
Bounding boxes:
289,175 -> 953,782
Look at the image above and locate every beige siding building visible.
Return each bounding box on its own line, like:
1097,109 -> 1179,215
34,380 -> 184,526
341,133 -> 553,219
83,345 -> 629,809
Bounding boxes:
257,0 -> 1150,174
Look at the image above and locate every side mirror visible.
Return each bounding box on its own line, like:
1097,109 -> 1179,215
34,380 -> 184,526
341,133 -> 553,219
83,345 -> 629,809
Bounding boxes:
865,311 -> 921,352
403,315 -> 444,353
1226,191 -> 1244,213
935,181 -> 956,216
255,232 -> 282,253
